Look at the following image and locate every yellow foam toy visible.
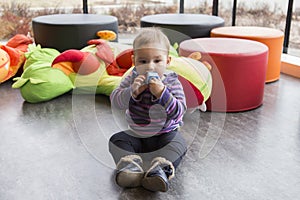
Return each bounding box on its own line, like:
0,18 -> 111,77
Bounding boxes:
96,30 -> 117,41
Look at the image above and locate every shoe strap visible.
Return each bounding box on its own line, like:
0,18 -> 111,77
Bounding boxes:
147,157 -> 175,179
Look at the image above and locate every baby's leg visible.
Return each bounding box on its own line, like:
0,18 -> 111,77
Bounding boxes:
148,129 -> 187,168
109,131 -> 145,188
108,130 -> 142,164
141,130 -> 187,192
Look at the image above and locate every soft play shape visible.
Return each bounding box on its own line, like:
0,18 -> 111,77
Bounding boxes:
96,30 -> 117,41
23,44 -> 60,70
211,26 -> 284,82
180,37 -> 268,112
6,34 -> 34,52
52,49 -> 100,75
106,48 -> 133,76
115,48 -> 134,71
87,39 -> 115,65
0,34 -> 33,84
141,14 -> 224,45
12,65 -> 74,103
65,41 -> 134,95
0,49 -> 10,82
12,44 -> 73,103
32,14 -> 118,52
87,39 -> 134,76
12,40 -> 211,107
0,45 -> 26,82
168,56 -> 212,108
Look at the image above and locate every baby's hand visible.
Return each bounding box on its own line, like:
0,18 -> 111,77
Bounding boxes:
131,74 -> 148,98
149,78 -> 165,98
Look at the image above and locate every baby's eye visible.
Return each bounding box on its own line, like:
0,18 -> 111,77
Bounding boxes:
138,60 -> 147,64
154,59 -> 162,63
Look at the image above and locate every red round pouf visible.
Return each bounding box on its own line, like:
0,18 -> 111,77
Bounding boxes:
179,38 -> 268,112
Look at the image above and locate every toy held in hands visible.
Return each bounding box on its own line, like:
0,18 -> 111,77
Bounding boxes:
145,71 -> 159,84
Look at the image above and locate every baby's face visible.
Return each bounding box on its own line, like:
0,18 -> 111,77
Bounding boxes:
132,43 -> 170,78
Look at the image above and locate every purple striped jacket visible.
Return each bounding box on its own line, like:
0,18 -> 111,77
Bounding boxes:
110,69 -> 186,135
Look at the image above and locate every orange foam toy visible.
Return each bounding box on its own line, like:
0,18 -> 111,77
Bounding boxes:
211,26 -> 284,83
0,49 -> 10,82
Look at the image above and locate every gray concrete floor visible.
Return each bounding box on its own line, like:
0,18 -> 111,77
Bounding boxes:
0,73 -> 300,200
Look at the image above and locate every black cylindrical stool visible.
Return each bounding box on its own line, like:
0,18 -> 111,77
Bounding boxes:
141,13 -> 224,45
32,14 -> 118,52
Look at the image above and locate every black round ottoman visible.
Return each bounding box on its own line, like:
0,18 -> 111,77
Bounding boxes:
140,14 -> 224,45
32,14 -> 118,52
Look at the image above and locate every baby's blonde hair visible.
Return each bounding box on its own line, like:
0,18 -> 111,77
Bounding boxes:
133,27 -> 170,52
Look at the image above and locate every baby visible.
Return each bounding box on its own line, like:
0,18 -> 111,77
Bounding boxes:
109,27 -> 187,192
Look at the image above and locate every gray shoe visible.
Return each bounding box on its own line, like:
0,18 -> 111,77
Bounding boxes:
115,155 -> 144,188
142,157 -> 175,192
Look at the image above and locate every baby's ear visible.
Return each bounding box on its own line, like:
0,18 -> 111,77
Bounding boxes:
167,56 -> 171,64
131,54 -> 135,65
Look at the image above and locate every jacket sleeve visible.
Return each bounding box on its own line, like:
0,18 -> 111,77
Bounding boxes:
159,74 -> 187,123
110,74 -> 133,110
